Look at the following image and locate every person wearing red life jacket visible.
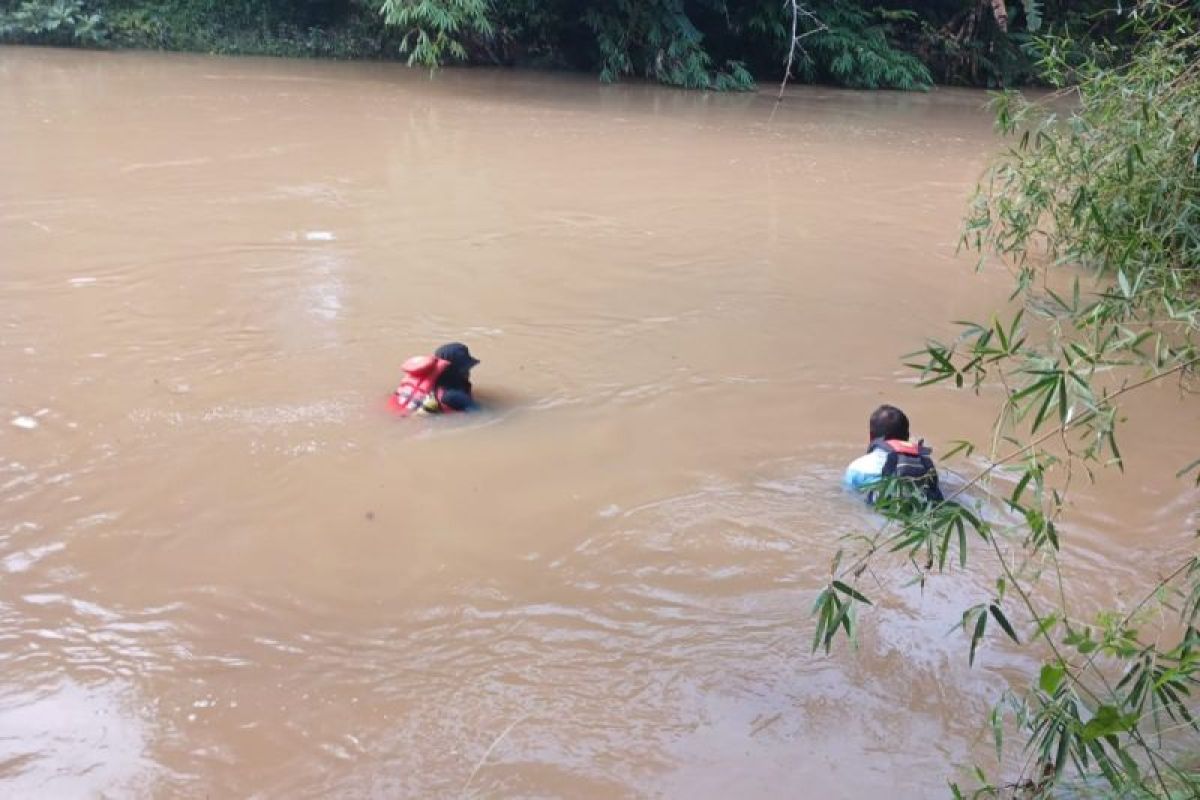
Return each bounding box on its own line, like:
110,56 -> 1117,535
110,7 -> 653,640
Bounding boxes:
390,342 -> 480,416
843,404 -> 944,504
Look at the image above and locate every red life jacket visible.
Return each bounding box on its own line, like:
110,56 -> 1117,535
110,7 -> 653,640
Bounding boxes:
388,355 -> 453,416
879,438 -> 920,456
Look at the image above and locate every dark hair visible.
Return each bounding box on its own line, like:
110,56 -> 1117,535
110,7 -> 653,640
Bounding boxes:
869,404 -> 910,441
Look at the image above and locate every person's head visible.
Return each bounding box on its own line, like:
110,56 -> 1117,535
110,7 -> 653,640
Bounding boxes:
869,404 -> 910,442
435,342 -> 480,380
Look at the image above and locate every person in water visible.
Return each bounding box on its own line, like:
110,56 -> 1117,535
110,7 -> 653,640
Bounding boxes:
843,404 -> 944,504
391,342 -> 480,416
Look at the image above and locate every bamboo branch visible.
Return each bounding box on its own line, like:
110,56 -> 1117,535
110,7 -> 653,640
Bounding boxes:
941,356 -> 1200,505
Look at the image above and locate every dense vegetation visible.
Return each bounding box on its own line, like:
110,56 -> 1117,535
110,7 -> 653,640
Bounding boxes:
0,0 -> 1150,89
817,2 -> 1199,795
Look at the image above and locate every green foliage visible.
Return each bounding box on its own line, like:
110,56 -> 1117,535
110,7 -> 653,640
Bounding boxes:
817,2 -> 1200,796
0,0 -> 106,45
803,2 -> 933,90
0,0 -> 1160,90
1,0 -> 392,58
974,38 -> 1200,309
917,24 -> 1036,87
380,0 -> 492,67
1021,0 -> 1042,34
583,0 -> 753,90
811,579 -> 870,653
909,0 -> 1060,89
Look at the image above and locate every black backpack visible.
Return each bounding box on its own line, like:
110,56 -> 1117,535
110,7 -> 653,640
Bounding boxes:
869,438 -> 945,504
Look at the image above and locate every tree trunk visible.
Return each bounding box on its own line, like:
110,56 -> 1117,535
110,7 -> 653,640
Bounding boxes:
988,0 -> 1009,32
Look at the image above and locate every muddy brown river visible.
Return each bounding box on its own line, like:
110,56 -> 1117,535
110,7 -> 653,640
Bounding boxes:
1,46 -> 1196,798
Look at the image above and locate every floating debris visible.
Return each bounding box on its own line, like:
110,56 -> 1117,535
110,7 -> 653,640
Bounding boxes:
11,416 -> 38,430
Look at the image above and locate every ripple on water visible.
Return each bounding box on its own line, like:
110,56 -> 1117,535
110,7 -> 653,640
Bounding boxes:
1,542 -> 65,575
243,474 -> 856,795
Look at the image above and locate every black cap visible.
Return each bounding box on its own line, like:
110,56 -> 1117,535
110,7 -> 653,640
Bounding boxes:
435,342 -> 480,369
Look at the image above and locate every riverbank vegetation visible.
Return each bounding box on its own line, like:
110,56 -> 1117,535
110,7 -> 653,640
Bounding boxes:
815,1 -> 1199,795
0,0 -> 1159,90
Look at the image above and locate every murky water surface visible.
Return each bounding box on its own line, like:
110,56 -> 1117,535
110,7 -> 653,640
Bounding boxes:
1,47 -> 1196,798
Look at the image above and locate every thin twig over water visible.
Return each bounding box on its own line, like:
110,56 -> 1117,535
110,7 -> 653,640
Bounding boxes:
461,714 -> 528,797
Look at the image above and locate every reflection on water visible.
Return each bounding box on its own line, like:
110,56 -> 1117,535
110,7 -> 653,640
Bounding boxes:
0,677 -> 154,795
1,46 -> 1196,797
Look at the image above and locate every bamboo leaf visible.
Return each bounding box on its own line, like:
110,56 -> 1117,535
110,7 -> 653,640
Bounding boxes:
990,705 -> 1004,761
1080,705 -> 1135,741
990,604 -> 1021,643
1176,456 -> 1200,485
970,609 -> 988,665
1010,470 -> 1033,506
1039,662 -> 1066,694
832,580 -> 872,606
